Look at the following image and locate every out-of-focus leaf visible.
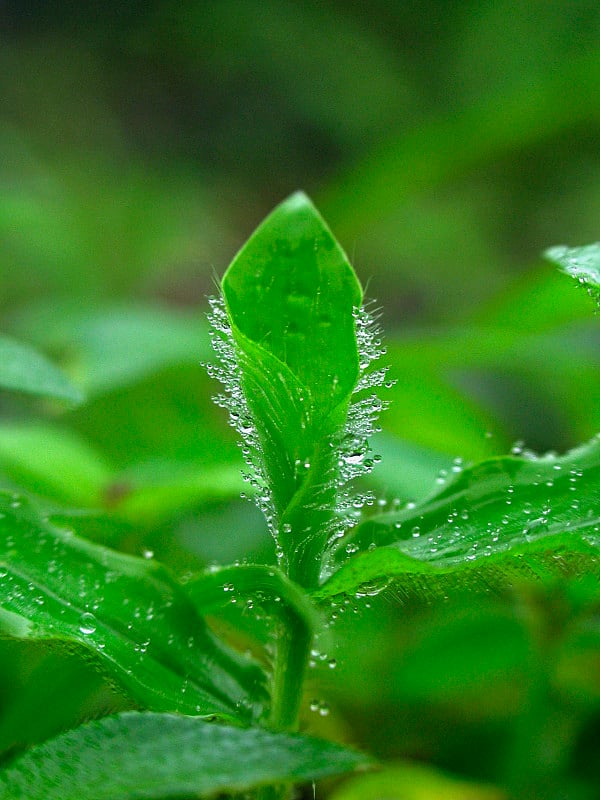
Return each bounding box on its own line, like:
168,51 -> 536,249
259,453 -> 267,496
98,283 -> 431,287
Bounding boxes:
468,266 -> 597,332
384,317 -> 600,455
66,306 -> 213,396
0,492 -> 264,720
329,760 -> 504,800
0,336 -> 82,405
0,423 -> 110,506
108,461 -> 246,525
0,646 -> 120,754
364,433 -> 452,504
546,243 -> 600,308
316,436 -> 600,601
0,712 -> 370,799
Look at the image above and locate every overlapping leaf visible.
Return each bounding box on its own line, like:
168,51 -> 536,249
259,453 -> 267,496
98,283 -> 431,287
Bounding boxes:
317,436 -> 600,601
0,711 -> 370,800
0,492 -> 264,720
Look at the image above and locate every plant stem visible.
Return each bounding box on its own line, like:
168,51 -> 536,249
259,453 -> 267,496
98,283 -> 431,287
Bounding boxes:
255,613 -> 312,800
269,611 -> 312,731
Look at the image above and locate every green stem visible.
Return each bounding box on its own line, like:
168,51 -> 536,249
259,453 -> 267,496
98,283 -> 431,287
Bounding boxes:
269,614 -> 312,731
255,613 -> 312,800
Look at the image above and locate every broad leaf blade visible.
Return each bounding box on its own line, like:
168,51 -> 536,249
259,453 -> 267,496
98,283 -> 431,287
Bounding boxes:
218,192 -> 364,586
317,436 -> 600,600
0,712 -> 369,800
0,336 -> 83,404
546,243 -> 600,308
0,492 -> 264,720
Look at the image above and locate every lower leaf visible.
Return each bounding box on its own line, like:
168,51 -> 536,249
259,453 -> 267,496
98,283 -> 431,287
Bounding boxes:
0,711 -> 371,800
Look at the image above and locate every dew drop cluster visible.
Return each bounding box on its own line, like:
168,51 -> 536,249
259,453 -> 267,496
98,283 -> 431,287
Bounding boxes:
205,295 -> 392,561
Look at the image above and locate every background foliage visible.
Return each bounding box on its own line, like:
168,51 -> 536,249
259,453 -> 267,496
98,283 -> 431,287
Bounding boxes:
2,2 -> 600,797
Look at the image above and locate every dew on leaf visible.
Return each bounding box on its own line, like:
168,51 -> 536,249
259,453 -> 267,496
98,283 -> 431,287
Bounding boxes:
78,612 -> 97,635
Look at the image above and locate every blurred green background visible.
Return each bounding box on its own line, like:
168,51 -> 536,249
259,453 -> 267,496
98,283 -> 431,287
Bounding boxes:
2,2 -> 600,798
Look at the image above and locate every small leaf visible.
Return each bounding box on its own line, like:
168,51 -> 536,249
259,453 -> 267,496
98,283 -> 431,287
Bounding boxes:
316,436 -> 600,601
0,492 -> 264,720
0,711 -> 371,800
0,335 -> 83,404
546,243 -> 600,307
186,563 -> 320,642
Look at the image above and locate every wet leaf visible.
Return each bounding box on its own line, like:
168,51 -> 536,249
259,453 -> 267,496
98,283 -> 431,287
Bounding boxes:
212,192 -> 368,587
316,436 -> 600,601
0,711 -> 370,800
0,492 -> 264,720
186,563 -> 320,643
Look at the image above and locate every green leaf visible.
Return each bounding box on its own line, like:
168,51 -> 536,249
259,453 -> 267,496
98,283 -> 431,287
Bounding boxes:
109,461 -> 246,525
216,192 -> 365,587
68,306 -> 213,396
0,492 -> 264,720
545,243 -> 600,308
0,336 -> 83,405
0,423 -> 111,506
0,711 -> 370,800
316,436 -> 600,601
185,563 -> 320,643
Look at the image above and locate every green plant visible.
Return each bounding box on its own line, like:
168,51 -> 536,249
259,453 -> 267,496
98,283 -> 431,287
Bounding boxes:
0,193 -> 599,799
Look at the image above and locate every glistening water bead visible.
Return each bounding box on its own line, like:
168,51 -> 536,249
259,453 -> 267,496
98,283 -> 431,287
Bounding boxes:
78,612 -> 96,635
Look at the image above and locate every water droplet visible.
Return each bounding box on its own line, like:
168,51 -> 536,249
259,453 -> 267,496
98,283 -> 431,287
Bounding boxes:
142,548 -> 154,560
79,612 -> 96,635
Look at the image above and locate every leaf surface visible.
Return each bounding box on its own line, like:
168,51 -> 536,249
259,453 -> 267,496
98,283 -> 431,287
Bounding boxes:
0,711 -> 370,800
0,336 -> 82,404
0,492 -> 264,720
218,192 -> 363,586
317,436 -> 600,600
